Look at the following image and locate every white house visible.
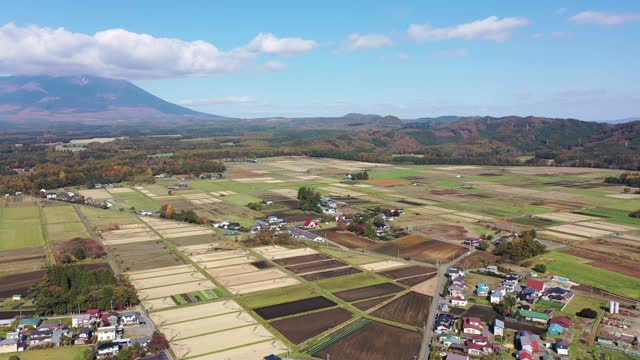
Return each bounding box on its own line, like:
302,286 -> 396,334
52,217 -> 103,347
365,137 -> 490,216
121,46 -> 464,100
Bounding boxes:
490,291 -> 503,304
121,312 -> 138,326
463,317 -> 483,335
450,296 -> 468,307
72,314 -> 92,327
97,343 -> 119,358
96,326 -> 117,342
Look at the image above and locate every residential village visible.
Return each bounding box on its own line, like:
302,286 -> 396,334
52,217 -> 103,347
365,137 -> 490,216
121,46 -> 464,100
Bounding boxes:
0,309 -> 163,359
435,261 -> 640,359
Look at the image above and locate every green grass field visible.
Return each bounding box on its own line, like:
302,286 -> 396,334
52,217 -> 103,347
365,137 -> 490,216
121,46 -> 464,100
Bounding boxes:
112,191 -> 161,211
579,207 -> 640,226
42,205 -> 82,224
537,251 -> 640,299
46,222 -> 90,242
0,346 -> 86,360
0,207 -> 44,250
77,206 -> 140,226
171,288 -> 224,305
313,272 -> 387,293
318,248 -> 381,265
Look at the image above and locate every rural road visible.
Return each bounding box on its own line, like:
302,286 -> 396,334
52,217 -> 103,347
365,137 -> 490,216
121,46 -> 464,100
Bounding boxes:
418,248 -> 474,360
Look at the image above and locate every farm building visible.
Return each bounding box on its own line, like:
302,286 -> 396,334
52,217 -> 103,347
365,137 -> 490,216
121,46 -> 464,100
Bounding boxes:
303,219 -> 320,229
450,296 -> 468,307
0,339 -> 20,353
290,228 -> 326,242
519,309 -> 549,324
28,329 -> 52,346
17,317 -> 42,330
493,318 -> 504,336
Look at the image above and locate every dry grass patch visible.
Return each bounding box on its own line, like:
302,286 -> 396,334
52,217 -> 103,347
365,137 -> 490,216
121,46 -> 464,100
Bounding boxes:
226,277 -> 300,295
218,269 -> 288,287
360,261 -> 407,271
187,340 -> 287,360
150,300 -> 243,325
547,224 -> 612,238
161,311 -> 256,340
132,272 -> 206,289
127,264 -> 192,277
78,189 -> 112,199
106,187 -> 134,194
142,297 -> 176,311
200,256 -> 257,268
534,212 -> 598,222
137,280 -> 215,300
170,324 -> 277,359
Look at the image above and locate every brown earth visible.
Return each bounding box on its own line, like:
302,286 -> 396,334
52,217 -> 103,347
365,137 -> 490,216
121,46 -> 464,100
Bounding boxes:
269,307 -> 353,344
286,259 -> 347,274
392,234 -> 430,247
351,295 -> 395,311
364,179 -> 408,187
464,304 -> 499,323
0,270 -> 45,299
397,273 -> 438,286
254,296 -> 336,320
312,229 -> 378,249
399,240 -> 467,263
371,291 -> 431,326
110,241 -> 184,272
378,265 -> 434,280
302,267 -> 362,281
273,253 -> 332,266
333,283 -> 404,302
314,321 -> 422,360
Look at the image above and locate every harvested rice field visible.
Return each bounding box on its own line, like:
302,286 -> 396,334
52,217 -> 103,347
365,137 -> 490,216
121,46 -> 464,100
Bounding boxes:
161,310 -> 256,340
137,280 -> 215,300
149,300 -> 243,325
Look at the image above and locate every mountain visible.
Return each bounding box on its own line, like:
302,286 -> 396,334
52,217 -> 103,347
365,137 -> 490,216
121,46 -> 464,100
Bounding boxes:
601,117 -> 640,124
0,75 -> 222,122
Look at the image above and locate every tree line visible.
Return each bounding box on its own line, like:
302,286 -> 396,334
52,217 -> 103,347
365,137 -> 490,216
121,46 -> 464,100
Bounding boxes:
31,266 -> 138,316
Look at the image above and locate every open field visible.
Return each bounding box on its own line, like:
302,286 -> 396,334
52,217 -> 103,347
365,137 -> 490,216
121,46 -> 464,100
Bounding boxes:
110,240 -> 185,272
217,268 -> 288,286
359,260 -> 406,271
137,280 -> 215,300
161,311 -> 256,340
313,229 -> 378,249
226,277 -> 301,294
149,300 -> 243,325
0,346 -> 85,360
272,253 -> 332,266
314,321 -> 422,360
536,251 -> 640,299
187,340 -> 287,360
0,247 -> 48,277
352,295 -> 395,311
254,296 -> 337,320
334,283 -> 405,302
170,324 -> 280,359
378,265 -> 435,280
270,307 -> 353,344
286,259 -> 347,274
237,285 -> 316,308
131,271 -> 206,289
0,206 -> 44,250
302,267 -> 362,281
371,291 -> 431,326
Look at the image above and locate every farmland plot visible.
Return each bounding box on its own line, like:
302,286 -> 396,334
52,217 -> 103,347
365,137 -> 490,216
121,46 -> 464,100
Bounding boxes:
149,300 -> 243,325
161,311 -> 256,340
137,280 -> 215,300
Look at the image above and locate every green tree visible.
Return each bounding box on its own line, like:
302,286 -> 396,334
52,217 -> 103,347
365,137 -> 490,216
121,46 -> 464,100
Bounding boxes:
477,241 -> 490,251
533,264 -> 547,273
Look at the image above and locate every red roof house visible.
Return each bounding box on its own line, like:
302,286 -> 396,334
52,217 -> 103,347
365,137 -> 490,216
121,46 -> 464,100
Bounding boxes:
303,219 -> 320,229
526,279 -> 545,292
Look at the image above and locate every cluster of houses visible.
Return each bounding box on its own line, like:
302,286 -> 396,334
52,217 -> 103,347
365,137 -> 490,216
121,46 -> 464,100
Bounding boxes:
250,216 -> 287,233
0,311 -> 148,358
40,189 -> 115,209
439,267 -> 578,359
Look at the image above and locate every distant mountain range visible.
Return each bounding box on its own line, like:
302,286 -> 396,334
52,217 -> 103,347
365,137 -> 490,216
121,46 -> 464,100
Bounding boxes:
0,75 -> 222,122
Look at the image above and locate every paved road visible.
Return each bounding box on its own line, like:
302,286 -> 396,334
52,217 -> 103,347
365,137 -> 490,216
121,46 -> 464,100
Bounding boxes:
418,249 -> 474,360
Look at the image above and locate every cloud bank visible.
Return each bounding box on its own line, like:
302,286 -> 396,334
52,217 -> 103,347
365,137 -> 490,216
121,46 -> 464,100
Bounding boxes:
569,11 -> 640,25
408,16 -> 529,42
0,23 -> 316,79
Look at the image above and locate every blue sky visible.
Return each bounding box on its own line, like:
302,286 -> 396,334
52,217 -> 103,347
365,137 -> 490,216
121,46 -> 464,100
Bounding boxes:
1,0 -> 639,120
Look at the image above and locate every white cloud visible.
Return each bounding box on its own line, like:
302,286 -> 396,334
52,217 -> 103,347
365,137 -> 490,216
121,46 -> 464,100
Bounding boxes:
531,32 -> 544,39
344,33 -> 392,50
247,33 -> 317,55
262,61 -> 287,71
176,96 -> 255,106
569,11 -> 640,25
551,31 -> 572,40
0,23 -> 257,79
408,16 -> 529,42
0,23 -> 318,79
431,49 -> 468,58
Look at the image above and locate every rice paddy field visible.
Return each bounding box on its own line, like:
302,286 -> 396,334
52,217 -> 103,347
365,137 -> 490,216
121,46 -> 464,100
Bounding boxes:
3,157 -> 640,358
